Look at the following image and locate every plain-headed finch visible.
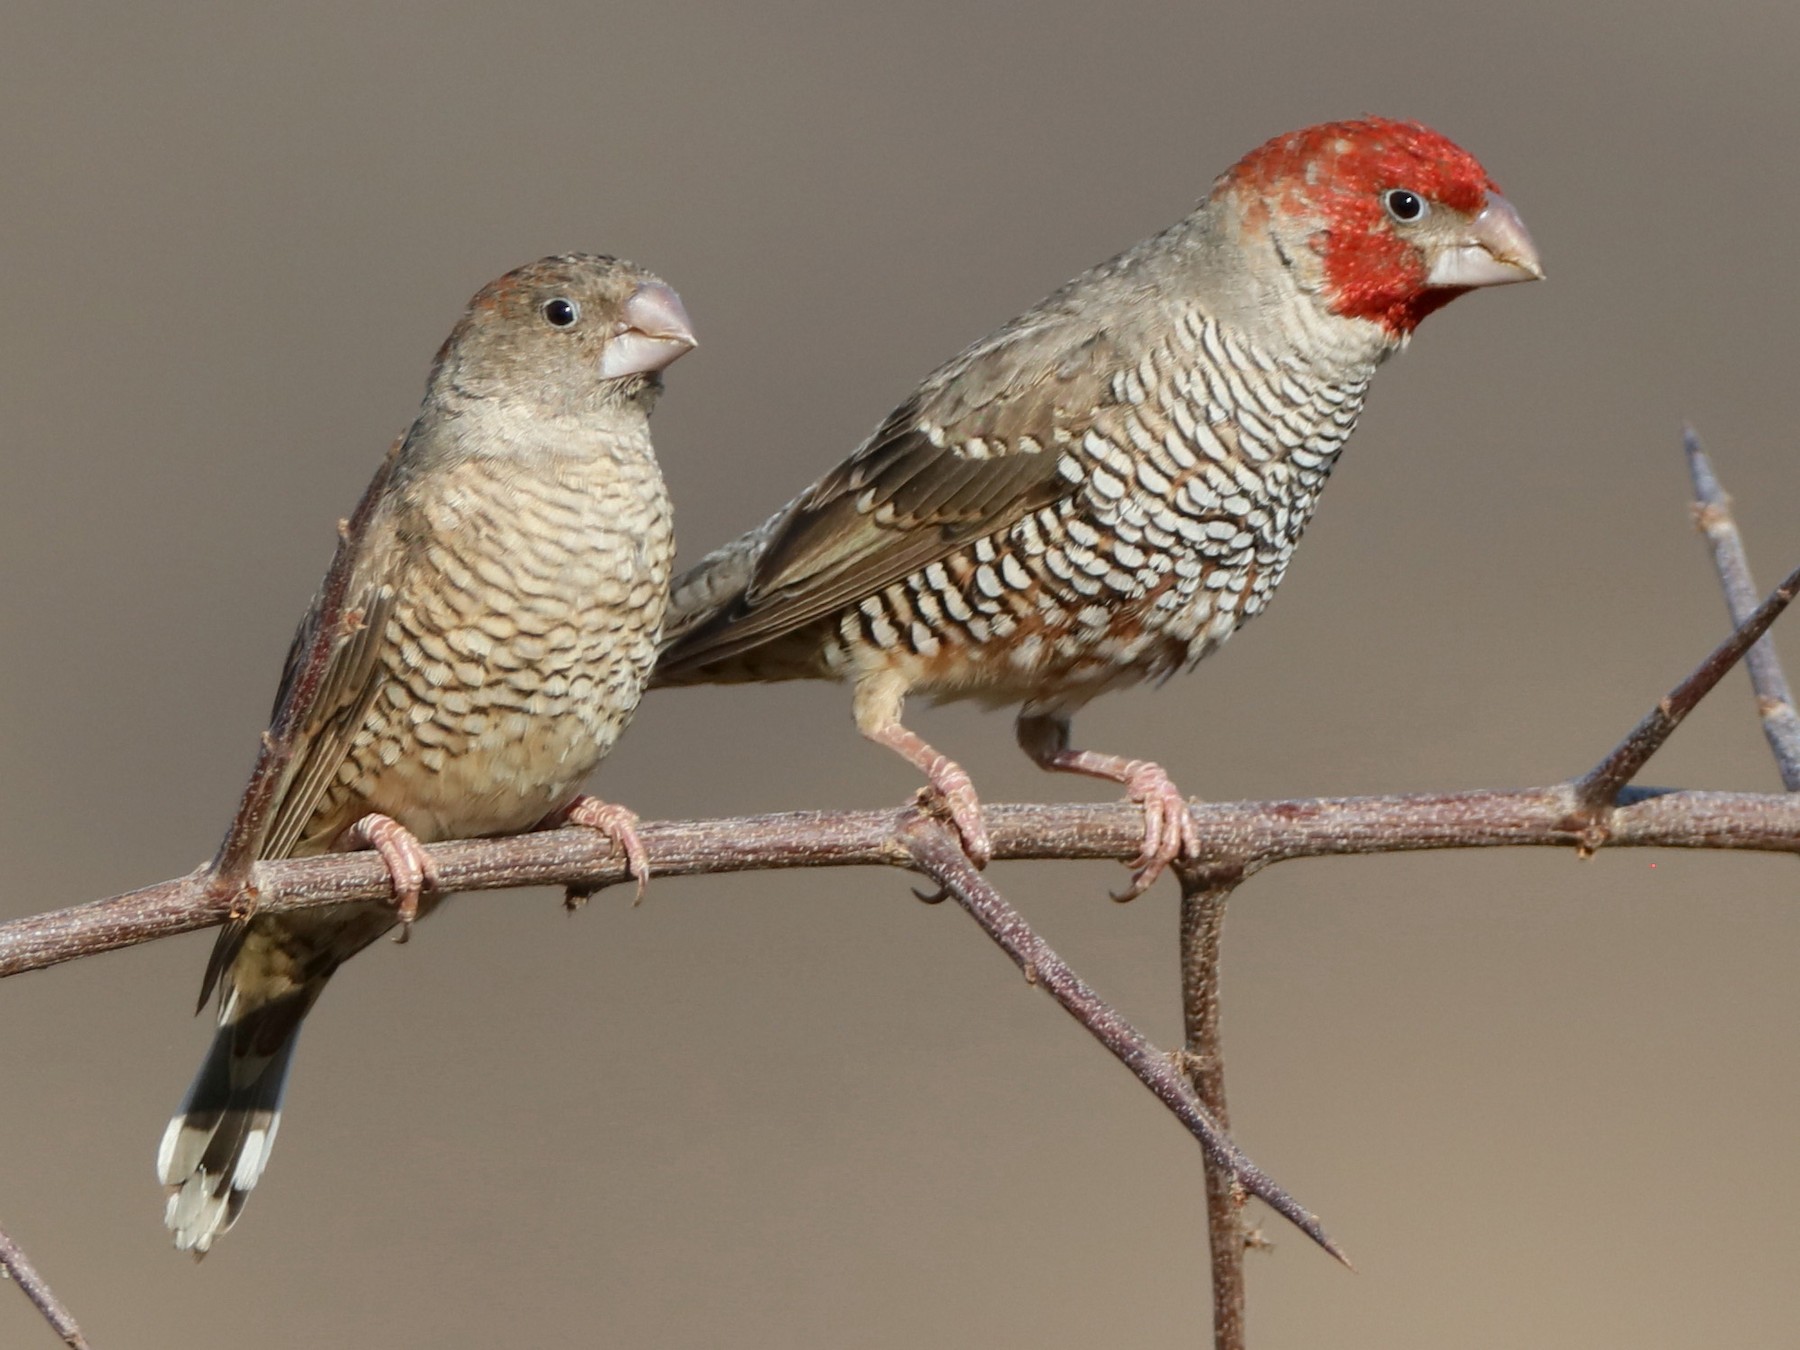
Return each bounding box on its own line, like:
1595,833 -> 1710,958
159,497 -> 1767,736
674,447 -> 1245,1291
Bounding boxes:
159,253 -> 695,1254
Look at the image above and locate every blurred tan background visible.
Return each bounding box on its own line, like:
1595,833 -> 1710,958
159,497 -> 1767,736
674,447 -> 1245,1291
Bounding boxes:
2,3 -> 1797,1346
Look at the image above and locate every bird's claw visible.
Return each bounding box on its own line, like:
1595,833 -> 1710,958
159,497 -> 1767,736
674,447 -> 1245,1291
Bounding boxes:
343,813 -> 440,939
1110,762 -> 1199,902
915,764 -> 991,869
558,796 -> 651,905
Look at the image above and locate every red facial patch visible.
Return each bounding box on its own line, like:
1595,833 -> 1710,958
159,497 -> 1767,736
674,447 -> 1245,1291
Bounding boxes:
1225,117 -> 1499,336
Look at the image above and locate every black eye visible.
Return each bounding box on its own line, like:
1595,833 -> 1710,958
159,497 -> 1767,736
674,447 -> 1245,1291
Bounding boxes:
542,298 -> 579,328
1383,189 -> 1428,223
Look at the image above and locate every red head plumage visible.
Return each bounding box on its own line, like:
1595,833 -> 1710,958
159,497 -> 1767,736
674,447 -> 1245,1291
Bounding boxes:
1219,117 -> 1508,336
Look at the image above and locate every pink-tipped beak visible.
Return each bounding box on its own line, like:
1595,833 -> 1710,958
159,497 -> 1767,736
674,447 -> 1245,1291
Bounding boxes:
599,281 -> 697,379
1425,193 -> 1544,289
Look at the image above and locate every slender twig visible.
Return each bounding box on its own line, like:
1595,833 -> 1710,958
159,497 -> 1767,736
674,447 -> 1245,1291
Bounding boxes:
1177,863 -> 1255,1350
1572,562 -> 1800,838
0,1219 -> 89,1349
1685,430 -> 1800,788
897,819 -> 1345,1262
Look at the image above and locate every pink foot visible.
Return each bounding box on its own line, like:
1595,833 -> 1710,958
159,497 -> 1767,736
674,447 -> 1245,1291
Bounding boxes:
551,795 -> 650,904
1016,716 -> 1197,901
1112,759 -> 1200,902
857,693 -> 990,870
914,756 -> 991,869
341,812 -> 441,939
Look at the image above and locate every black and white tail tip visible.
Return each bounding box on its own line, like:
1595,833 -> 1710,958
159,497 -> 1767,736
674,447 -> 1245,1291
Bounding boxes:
157,1025 -> 296,1256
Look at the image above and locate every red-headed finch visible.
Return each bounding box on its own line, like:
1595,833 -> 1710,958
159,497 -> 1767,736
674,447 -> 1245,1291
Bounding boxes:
655,119 -> 1539,894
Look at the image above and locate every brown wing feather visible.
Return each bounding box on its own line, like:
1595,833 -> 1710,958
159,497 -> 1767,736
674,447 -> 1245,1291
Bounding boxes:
198,459 -> 409,1008
659,316 -> 1123,673
259,578 -> 397,860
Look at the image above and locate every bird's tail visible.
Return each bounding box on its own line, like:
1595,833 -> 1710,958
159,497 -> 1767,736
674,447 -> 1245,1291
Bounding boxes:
651,509 -> 792,686
157,986 -> 314,1256
656,534 -> 760,650
653,517 -> 841,688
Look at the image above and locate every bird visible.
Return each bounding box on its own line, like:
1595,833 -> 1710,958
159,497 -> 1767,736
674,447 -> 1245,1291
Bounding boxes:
654,117 -> 1540,897
158,253 -> 695,1254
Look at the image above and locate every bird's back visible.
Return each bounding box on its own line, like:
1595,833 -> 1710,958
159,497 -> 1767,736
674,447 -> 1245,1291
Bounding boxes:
654,290 -> 1379,711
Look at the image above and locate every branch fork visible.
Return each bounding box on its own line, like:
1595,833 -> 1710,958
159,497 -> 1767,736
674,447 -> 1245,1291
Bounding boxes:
4,436 -> 1800,1349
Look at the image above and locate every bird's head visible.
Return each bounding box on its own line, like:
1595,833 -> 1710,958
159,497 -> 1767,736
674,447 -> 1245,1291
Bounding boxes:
434,253 -> 696,413
1215,117 -> 1542,341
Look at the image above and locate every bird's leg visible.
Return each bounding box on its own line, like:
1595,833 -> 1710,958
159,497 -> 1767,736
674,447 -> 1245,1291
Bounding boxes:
855,671 -> 991,867
1016,711 -> 1198,901
338,812 -> 441,939
543,796 -> 651,905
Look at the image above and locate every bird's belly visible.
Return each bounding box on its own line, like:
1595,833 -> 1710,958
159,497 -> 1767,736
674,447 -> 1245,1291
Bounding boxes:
319,542 -> 667,846
819,513 -> 1273,710
361,695 -> 618,840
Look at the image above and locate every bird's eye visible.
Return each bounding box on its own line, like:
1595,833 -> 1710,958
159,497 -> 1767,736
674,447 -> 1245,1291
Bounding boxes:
1383,189 -> 1428,224
542,298 -> 580,328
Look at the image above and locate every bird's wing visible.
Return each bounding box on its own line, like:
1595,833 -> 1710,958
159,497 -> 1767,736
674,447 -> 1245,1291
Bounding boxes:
658,312 -> 1125,672
257,569 -> 398,862
198,449 -> 407,1007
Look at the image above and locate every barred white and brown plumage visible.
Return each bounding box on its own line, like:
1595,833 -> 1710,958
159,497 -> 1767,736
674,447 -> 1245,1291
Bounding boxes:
655,118 -> 1541,893
158,254 -> 695,1255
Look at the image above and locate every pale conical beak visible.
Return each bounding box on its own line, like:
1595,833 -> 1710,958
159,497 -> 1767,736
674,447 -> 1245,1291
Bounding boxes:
599,280 -> 697,379
1425,193 -> 1544,289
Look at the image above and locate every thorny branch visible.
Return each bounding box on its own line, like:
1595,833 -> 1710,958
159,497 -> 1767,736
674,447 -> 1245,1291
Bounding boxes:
1571,559 -> 1800,836
0,1221 -> 89,1349
1178,863 -> 1256,1350
897,821 -> 1342,1261
8,787 -> 1800,985
1686,429 -> 1800,788
1155,443 -> 1800,1350
4,446 -> 1800,1349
